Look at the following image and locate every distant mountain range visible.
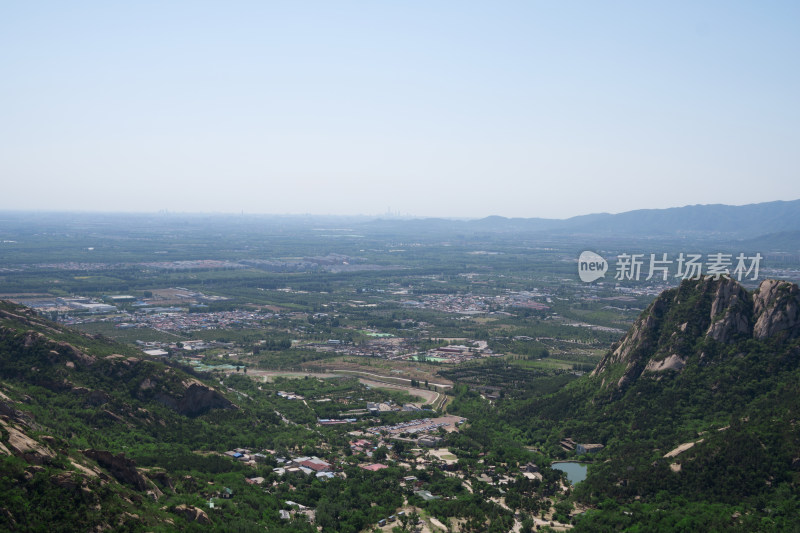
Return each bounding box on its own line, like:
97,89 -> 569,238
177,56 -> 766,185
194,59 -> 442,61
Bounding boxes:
360,199 -> 800,242
3,199 -> 800,245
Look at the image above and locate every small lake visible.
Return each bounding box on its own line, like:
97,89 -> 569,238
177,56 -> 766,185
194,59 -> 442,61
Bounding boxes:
552,461 -> 588,484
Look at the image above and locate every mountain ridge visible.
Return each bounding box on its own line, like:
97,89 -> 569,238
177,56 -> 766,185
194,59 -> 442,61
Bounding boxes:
0,300 -> 257,531
591,277 -> 800,390
360,199 -> 800,240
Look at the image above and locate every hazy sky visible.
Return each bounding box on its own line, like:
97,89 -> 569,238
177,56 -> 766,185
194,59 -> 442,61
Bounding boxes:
2,1 -> 799,219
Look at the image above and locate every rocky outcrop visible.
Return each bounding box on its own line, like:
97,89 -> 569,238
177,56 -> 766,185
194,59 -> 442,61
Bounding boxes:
0,396 -> 31,424
705,277 -> 752,343
71,386 -> 111,406
55,341 -> 96,365
0,418 -> 56,464
3,306 -> 235,419
753,280 -> 800,340
81,449 -> 163,499
154,380 -> 234,417
644,354 -> 686,373
592,298 -> 665,380
0,327 -> 96,369
172,504 -> 211,525
50,471 -> 86,491
593,278 -> 800,389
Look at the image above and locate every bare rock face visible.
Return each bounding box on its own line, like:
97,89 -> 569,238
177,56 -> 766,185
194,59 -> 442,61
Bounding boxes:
706,277 -> 752,343
81,449 -> 163,499
55,341 -> 96,366
753,280 -> 800,341
172,504 -> 211,525
591,298 -> 665,378
155,380 -> 234,417
0,418 -> 56,464
644,354 -> 686,373
593,278 -> 800,390
22,331 -> 45,348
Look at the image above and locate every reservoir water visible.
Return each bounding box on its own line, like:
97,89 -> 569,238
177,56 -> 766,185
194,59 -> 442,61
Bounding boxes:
552,461 -> 588,484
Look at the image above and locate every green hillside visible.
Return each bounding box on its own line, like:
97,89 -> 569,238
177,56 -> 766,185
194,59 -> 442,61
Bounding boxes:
449,278 -> 800,531
0,301 -> 317,532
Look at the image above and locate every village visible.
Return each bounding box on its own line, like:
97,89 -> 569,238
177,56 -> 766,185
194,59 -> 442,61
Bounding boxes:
213,415 -> 579,533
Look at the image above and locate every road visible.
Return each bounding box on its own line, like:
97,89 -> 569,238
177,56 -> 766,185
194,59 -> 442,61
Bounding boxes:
240,369 -> 446,409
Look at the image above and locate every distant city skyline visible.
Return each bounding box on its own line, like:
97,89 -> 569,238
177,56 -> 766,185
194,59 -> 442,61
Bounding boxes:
2,2 -> 799,218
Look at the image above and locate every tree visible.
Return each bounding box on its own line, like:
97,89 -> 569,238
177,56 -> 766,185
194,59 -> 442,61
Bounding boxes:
374,446 -> 389,461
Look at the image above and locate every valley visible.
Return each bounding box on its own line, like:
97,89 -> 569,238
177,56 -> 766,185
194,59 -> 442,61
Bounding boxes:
1,209 -> 799,532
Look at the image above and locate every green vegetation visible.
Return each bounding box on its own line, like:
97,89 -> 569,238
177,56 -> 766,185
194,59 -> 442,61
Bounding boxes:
2,213 -> 800,531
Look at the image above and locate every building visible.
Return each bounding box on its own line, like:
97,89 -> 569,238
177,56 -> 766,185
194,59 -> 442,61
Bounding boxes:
414,490 -> 440,501
418,435 -> 443,447
560,438 -> 576,452
297,457 -> 332,472
577,443 -> 604,455
359,463 -> 388,471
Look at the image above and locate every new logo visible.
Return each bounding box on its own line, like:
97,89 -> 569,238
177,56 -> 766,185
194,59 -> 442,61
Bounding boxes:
578,251 -> 607,282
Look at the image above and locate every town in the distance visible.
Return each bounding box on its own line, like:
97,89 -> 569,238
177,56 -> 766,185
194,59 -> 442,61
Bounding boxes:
1,202 -> 800,532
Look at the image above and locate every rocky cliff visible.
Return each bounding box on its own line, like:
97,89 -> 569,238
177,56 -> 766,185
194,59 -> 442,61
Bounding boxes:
592,277 -> 800,389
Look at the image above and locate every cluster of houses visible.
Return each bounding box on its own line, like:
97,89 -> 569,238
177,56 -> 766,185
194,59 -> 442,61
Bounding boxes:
223,437 -> 557,530
223,449 -> 340,481
280,500 -> 315,523
305,336 -> 417,359
367,417 -> 455,437
349,438 -> 372,453
560,438 -> 604,455
272,456 -> 336,480
223,448 -> 269,466
376,510 -> 419,529
415,343 -> 501,364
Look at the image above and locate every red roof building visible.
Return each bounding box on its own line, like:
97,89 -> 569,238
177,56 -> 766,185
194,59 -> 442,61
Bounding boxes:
359,463 -> 388,472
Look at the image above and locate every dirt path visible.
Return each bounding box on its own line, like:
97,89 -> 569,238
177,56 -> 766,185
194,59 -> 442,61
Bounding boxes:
664,438 -> 703,458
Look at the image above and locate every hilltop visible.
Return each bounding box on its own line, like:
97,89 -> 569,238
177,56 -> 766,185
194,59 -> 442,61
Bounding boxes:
592,277 -> 800,390
487,277 -> 800,529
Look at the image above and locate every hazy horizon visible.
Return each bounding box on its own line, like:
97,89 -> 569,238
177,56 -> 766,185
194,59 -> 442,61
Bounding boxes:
3,2 -> 799,218
2,197 -> 799,222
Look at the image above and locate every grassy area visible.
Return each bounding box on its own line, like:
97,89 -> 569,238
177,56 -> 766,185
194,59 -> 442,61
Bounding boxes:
373,387 -> 427,405
509,358 -> 575,370
74,321 -> 186,342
